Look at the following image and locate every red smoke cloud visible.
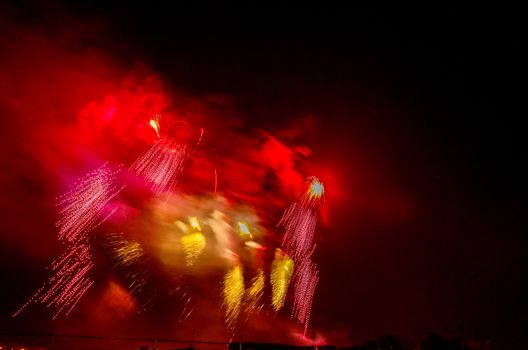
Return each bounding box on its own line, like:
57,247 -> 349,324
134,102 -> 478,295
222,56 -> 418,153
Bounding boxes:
0,13 -> 322,344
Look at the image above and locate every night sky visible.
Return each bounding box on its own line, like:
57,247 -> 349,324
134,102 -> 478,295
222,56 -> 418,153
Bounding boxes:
0,3 -> 526,349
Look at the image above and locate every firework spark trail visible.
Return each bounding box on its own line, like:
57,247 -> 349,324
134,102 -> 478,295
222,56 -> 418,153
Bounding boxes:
270,249 -> 294,312
130,137 -> 187,195
279,203 -> 317,260
14,164 -> 123,319
245,268 -> 265,314
105,232 -> 145,268
222,265 -> 245,331
104,233 -> 158,310
13,242 -> 95,319
291,258 -> 319,335
56,165 -> 124,243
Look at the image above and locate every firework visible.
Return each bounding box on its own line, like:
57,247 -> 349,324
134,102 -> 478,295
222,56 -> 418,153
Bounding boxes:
237,221 -> 252,239
149,114 -> 161,138
270,249 -> 294,312
222,265 -> 245,330
279,203 -> 317,260
105,232 -> 145,268
181,232 -> 207,266
245,268 -> 265,314
180,217 -> 206,266
14,242 -> 94,319
277,176 -> 324,333
56,164 -> 123,243
291,258 -> 319,335
104,233 -> 156,311
301,176 -> 325,207
130,137 -> 187,195
14,164 -> 123,319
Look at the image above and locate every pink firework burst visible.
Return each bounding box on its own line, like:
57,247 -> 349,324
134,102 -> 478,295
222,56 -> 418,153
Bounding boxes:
56,164 -> 123,243
130,137 -> 187,195
14,164 -> 123,319
291,258 -> 319,335
278,176 -> 325,334
279,202 -> 317,261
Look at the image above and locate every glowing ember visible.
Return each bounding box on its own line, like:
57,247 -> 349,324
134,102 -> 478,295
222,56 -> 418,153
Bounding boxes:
222,265 -> 245,330
270,249 -> 294,312
149,114 -> 161,138
130,137 -> 187,195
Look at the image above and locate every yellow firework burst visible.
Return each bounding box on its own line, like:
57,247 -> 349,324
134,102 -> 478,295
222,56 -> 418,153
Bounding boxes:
245,269 -> 265,313
271,249 -> 294,312
222,265 -> 245,330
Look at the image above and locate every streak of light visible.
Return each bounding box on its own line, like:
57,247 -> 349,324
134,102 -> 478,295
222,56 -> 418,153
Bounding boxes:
214,168 -> 218,193
244,240 -> 264,250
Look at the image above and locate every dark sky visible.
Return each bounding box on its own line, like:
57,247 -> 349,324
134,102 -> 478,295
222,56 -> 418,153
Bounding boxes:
1,2 -> 526,348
